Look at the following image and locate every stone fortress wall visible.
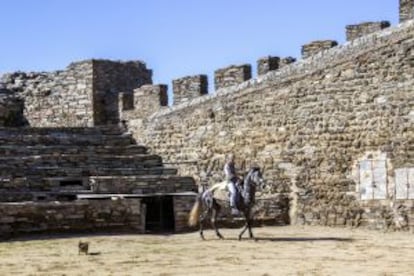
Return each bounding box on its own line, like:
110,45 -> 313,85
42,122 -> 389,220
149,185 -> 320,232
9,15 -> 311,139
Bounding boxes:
121,1 -> 414,231
0,0 -> 413,233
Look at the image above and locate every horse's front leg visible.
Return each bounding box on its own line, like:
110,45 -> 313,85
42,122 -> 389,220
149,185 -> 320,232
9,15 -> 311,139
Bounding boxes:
247,217 -> 254,240
212,204 -> 224,239
238,210 -> 249,240
238,210 -> 254,241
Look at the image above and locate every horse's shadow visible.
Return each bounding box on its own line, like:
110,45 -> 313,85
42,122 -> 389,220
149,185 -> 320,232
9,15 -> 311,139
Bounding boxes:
218,237 -> 353,242
254,237 -> 353,242
87,252 -> 102,256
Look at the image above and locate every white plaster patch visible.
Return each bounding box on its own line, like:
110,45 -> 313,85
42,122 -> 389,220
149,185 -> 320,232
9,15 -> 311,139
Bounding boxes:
302,145 -> 316,158
408,110 -> 414,122
375,95 -> 387,104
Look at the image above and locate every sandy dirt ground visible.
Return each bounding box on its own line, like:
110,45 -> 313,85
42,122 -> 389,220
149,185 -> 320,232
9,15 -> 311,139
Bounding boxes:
0,225 -> 413,276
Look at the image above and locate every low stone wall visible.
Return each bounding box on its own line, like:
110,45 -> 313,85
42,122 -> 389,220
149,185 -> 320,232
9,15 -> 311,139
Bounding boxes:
254,195 -> 290,225
90,175 -> 196,194
214,195 -> 290,226
0,198 -> 143,238
174,195 -> 197,232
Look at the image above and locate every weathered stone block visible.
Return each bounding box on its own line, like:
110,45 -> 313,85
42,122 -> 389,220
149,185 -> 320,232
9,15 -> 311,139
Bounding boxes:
301,40 -> 338,59
346,21 -> 390,41
214,64 -> 252,90
400,0 -> 414,22
280,57 -> 297,68
173,75 -> 208,105
257,56 -> 280,75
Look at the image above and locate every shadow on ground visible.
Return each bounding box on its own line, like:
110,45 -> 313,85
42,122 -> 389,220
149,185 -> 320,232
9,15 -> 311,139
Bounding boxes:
215,237 -> 354,242
255,237 -> 353,242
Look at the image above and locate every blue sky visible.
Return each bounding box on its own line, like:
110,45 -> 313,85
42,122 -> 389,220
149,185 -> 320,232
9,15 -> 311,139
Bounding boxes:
0,0 -> 398,93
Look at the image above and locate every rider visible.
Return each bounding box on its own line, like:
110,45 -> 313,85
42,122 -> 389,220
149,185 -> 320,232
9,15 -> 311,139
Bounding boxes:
224,154 -> 241,215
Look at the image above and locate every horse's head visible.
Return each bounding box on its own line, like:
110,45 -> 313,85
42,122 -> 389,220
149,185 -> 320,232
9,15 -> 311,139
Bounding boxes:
247,166 -> 266,190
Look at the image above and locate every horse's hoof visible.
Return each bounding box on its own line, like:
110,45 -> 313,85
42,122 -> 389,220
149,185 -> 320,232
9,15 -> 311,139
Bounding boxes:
238,236 -> 242,241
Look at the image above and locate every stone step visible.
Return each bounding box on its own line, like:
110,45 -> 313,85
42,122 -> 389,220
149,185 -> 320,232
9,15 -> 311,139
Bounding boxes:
89,175 -> 196,194
0,173 -> 194,194
0,144 -> 148,156
1,166 -> 177,178
0,190 -> 95,202
92,167 -> 178,176
0,154 -> 163,173
0,133 -> 135,146
0,125 -> 126,136
0,176 -> 90,192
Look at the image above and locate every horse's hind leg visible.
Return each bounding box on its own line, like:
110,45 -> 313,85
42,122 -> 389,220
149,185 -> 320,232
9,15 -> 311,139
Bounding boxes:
199,210 -> 208,240
211,203 -> 223,239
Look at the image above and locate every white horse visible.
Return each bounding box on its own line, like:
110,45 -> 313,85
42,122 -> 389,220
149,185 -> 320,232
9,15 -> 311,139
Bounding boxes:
188,167 -> 266,240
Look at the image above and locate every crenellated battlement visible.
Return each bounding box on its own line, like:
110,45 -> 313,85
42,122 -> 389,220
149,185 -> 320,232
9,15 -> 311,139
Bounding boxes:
400,0 -> 414,22
301,40 -> 338,59
121,84 -> 168,120
173,75 -> 208,105
214,64 -> 252,90
257,56 -> 281,76
1,1 -> 414,128
346,21 -> 391,41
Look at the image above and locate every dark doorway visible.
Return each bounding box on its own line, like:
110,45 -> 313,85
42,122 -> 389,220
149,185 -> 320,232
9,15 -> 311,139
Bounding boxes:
143,196 -> 175,233
59,180 -> 83,187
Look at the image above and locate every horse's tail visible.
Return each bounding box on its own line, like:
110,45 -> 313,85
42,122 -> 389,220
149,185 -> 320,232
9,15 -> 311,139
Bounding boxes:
188,196 -> 202,227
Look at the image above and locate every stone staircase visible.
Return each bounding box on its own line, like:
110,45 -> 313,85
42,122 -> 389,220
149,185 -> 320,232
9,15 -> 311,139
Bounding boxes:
0,125 -> 196,202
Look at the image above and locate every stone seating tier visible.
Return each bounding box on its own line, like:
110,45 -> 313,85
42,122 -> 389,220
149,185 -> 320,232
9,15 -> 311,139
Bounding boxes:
0,144 -> 148,156
0,126 -> 195,203
0,166 -> 177,178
